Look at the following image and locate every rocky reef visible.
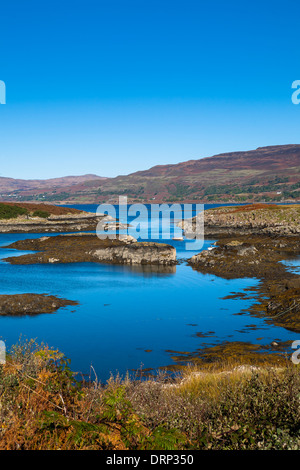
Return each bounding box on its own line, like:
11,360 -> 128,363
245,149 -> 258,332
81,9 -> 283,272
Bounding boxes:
3,234 -> 176,266
0,293 -> 78,316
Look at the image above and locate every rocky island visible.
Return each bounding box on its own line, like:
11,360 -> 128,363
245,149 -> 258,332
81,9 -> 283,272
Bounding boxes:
0,293 -> 78,316
3,233 -> 176,266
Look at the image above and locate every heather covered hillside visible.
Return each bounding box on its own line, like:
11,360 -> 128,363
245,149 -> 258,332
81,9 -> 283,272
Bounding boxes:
95,145 -> 300,203
1,145 -> 299,204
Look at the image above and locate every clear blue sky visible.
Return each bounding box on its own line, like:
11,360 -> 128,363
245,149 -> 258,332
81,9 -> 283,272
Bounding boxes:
0,0 -> 300,179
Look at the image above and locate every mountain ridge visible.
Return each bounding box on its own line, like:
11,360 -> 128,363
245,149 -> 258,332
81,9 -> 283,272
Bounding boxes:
1,145 -> 299,204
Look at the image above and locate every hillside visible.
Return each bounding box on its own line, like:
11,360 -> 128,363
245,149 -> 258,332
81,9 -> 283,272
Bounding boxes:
94,144 -> 300,203
1,145 -> 299,204
0,174 -> 106,197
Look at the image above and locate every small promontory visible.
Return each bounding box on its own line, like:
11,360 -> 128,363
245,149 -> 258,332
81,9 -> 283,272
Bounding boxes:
0,202 -> 109,233
179,204 -> 300,237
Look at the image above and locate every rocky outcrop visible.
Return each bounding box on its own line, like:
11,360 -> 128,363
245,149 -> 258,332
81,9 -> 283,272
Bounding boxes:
3,234 -> 176,266
179,204 -> 300,237
91,242 -> 175,265
188,236 -> 300,279
0,212 -> 111,233
0,294 -> 78,316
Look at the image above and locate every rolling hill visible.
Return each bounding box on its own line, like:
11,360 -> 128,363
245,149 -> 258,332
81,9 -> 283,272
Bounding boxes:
1,145 -> 299,204
0,174 -> 106,194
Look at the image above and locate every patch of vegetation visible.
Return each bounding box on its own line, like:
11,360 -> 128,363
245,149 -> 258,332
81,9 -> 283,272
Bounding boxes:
167,183 -> 194,198
0,340 -> 299,450
0,203 -> 28,220
19,192 -> 73,202
32,210 -> 50,219
97,186 -> 145,196
204,182 -> 298,197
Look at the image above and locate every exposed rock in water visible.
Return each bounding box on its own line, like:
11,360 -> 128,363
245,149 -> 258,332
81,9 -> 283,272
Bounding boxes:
3,234 -> 176,266
0,294 -> 78,316
189,235 -> 300,279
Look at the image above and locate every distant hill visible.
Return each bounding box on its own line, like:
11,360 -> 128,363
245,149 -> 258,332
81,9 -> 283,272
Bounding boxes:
1,145 -> 299,204
0,174 -> 106,193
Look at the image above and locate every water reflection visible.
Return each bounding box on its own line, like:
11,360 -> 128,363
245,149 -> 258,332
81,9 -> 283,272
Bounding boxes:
128,264 -> 176,276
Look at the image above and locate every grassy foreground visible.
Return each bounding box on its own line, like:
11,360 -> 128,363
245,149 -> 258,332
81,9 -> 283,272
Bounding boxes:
0,340 -> 299,450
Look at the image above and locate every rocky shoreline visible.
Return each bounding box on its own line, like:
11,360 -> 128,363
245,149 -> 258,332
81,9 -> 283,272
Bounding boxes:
179,204 -> 300,238
0,201 -> 119,233
189,234 -> 300,327
0,212 -> 111,233
185,204 -> 300,338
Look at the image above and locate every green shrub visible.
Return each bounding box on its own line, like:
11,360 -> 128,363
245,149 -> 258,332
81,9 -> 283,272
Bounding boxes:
0,203 -> 28,219
32,210 -> 50,218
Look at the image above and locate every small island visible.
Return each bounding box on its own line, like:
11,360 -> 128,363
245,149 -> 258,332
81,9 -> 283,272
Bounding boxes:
3,233 -> 177,266
0,293 -> 78,316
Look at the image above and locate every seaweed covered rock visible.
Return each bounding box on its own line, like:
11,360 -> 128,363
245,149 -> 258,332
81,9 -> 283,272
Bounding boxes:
0,294 -> 78,316
3,234 -> 176,266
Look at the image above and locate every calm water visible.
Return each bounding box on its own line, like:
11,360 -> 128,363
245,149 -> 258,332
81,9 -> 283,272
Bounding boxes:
0,204 -> 298,381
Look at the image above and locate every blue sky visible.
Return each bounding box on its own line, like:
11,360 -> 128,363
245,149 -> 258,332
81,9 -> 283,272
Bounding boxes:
0,0 -> 300,179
